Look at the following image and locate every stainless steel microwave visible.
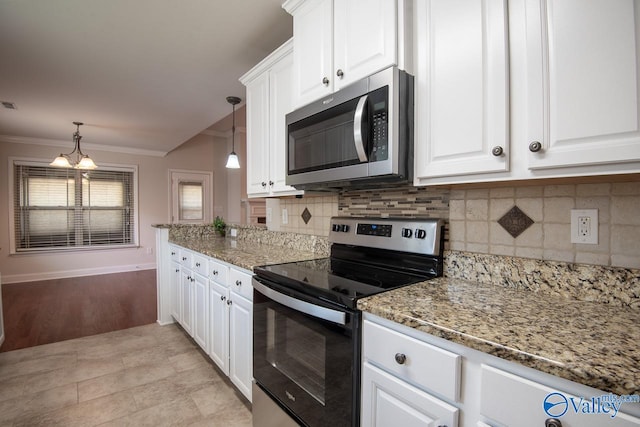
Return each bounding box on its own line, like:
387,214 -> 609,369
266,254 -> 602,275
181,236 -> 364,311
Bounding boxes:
285,67 -> 413,189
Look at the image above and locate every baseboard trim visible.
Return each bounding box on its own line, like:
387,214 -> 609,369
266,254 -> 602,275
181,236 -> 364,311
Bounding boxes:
3,263 -> 157,284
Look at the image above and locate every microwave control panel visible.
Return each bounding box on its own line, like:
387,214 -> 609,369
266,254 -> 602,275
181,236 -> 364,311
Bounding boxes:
369,87 -> 389,162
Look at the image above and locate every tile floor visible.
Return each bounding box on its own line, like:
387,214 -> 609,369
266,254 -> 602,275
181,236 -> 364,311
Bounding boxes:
0,323 -> 252,426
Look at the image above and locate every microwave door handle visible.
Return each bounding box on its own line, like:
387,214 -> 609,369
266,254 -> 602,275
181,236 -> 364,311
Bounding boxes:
253,279 -> 346,325
353,94 -> 369,162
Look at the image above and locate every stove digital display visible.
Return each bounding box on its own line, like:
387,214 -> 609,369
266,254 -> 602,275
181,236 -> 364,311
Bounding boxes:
356,223 -> 392,237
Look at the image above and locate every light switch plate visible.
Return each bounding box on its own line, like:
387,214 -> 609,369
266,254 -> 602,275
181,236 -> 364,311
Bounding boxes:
571,209 -> 598,244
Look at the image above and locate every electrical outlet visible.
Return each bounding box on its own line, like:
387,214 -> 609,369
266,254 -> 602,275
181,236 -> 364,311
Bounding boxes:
571,209 -> 598,244
282,208 -> 288,225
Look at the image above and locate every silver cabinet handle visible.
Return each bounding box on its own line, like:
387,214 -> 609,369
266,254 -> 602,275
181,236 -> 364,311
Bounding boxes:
395,353 -> 407,364
261,182 -> 267,188
353,94 -> 369,162
220,295 -> 225,301
227,299 -> 232,305
268,180 -> 274,186
182,257 -> 187,261
529,141 -> 542,152
212,270 -> 218,276
253,279 -> 346,325
235,280 -> 241,286
545,419 -> 562,427
322,77 -> 329,86
195,262 -> 200,267
336,69 -> 344,79
492,146 -> 504,156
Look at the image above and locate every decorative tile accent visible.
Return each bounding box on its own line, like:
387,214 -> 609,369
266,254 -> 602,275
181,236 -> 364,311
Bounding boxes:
498,206 -> 534,238
301,207 -> 312,224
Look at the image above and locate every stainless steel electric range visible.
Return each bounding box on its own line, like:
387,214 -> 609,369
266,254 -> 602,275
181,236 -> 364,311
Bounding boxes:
252,217 -> 445,427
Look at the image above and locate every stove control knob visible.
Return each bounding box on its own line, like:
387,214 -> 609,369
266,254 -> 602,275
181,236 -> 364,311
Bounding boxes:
415,229 -> 427,239
401,228 -> 413,238
332,224 -> 341,232
340,224 -> 350,233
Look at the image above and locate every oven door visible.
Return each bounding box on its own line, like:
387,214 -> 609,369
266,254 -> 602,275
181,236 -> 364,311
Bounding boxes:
252,278 -> 360,427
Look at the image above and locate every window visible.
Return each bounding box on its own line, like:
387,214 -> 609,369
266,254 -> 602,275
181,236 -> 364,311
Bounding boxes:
178,181 -> 203,221
170,170 -> 212,224
12,161 -> 137,252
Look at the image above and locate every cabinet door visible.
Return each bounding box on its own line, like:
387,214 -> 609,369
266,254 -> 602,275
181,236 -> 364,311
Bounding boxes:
269,50 -> 302,196
333,0 -> 397,90
361,362 -> 458,427
525,0 -> 640,170
414,0 -> 509,183
180,269 -> 193,336
246,71 -> 271,197
291,0 -> 334,107
192,273 -> 208,351
229,293 -> 253,402
208,280 -> 229,375
170,261 -> 181,321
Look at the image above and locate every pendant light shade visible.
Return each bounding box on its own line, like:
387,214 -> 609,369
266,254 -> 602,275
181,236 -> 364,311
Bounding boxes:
225,96 -> 241,169
50,122 -> 98,170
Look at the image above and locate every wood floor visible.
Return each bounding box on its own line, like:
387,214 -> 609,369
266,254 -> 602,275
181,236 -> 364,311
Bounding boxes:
1,270 -> 157,352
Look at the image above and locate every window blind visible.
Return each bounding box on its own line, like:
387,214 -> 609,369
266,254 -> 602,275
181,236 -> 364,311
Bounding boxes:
13,163 -> 136,251
178,181 -> 203,221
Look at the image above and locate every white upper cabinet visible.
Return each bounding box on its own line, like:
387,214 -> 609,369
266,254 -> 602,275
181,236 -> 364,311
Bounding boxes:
414,0 -> 510,183
524,0 -> 640,171
284,0 -> 411,108
414,0 -> 640,186
241,39 -> 303,198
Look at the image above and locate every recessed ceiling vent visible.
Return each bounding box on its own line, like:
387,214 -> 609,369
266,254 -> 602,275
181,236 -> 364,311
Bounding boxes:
2,101 -> 17,110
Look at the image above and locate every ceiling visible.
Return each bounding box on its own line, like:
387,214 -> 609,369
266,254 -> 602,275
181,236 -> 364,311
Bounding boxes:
0,0 -> 292,156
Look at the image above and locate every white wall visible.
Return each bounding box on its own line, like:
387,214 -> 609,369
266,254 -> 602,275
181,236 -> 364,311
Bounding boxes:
0,131 -> 236,283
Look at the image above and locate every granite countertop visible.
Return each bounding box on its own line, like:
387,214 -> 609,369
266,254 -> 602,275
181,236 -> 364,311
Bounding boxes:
358,277 -> 640,396
169,236 -> 323,271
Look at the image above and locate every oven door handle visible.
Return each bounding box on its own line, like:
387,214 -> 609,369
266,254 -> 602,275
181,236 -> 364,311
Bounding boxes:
353,94 -> 369,162
253,279 -> 347,326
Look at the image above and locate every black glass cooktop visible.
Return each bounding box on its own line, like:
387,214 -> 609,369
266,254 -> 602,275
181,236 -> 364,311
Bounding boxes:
254,256 -> 433,309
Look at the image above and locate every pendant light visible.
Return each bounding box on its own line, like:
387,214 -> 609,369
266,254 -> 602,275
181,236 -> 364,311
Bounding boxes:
225,96 -> 241,169
50,122 -> 98,170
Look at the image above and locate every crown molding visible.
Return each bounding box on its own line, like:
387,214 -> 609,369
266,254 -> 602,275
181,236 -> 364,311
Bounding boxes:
0,135 -> 168,157
200,126 -> 247,138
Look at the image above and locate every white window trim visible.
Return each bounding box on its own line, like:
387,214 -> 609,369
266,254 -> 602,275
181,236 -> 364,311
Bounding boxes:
8,157 -> 140,254
169,169 -> 213,224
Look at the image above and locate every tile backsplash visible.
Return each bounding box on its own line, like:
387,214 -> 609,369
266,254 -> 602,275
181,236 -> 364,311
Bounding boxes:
449,182 -> 640,269
269,180 -> 640,269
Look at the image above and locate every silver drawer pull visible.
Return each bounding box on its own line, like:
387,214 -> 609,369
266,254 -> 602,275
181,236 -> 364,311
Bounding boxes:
236,280 -> 241,286
395,353 -> 406,364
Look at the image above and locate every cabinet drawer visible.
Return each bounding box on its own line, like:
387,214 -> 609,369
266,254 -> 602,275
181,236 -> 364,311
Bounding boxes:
229,268 -> 253,301
169,245 -> 180,263
179,249 -> 193,267
192,253 -> 208,277
480,365 -> 640,427
209,259 -> 229,286
363,320 -> 461,402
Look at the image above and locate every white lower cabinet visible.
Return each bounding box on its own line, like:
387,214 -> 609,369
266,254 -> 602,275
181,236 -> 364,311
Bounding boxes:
206,262 -> 253,403
228,289 -> 253,401
192,271 -> 208,351
363,313 -> 640,427
170,260 -> 180,322
480,365 -> 640,427
208,279 -> 230,375
362,317 -> 460,427
179,268 -> 194,336
167,244 -> 254,403
362,362 -> 458,427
